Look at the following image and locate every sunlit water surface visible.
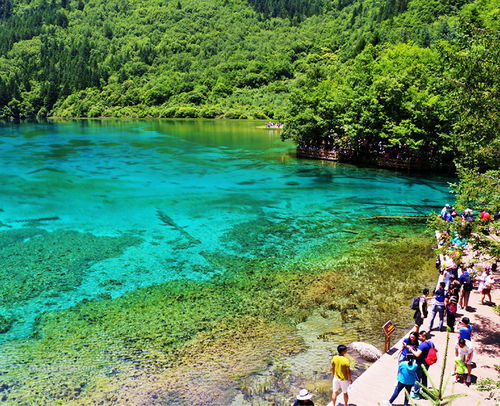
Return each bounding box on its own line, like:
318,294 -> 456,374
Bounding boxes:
0,119 -> 451,404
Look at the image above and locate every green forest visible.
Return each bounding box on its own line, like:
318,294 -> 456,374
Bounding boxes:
0,0 -> 498,176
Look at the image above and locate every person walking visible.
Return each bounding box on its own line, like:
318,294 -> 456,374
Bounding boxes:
385,354 -> 418,406
459,267 -> 474,309
445,294 -> 458,331
480,269 -> 494,305
406,331 -> 436,399
414,288 -> 430,333
331,344 -> 352,406
429,282 -> 446,332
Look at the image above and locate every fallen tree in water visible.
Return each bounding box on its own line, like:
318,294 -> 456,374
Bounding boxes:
359,215 -> 428,221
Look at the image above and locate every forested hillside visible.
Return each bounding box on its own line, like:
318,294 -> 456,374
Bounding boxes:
282,0 -> 499,172
0,0 -> 498,171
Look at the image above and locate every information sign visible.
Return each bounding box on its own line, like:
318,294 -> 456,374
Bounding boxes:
382,320 -> 396,353
382,320 -> 395,337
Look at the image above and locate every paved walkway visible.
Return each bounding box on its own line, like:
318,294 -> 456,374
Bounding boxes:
347,277 -> 499,406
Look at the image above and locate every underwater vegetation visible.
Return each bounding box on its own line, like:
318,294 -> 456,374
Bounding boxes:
0,217 -> 437,405
0,228 -> 141,308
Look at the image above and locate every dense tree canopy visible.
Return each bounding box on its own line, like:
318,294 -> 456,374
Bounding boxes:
0,0 -> 498,174
283,44 -> 454,161
281,0 -> 499,172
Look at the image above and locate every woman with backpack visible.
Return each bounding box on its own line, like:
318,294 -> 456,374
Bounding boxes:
445,294 -> 458,331
413,288 -> 430,333
405,331 -> 437,399
459,267 -> 474,309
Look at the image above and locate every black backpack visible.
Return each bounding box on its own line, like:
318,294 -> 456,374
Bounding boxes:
463,274 -> 474,291
411,297 -> 420,310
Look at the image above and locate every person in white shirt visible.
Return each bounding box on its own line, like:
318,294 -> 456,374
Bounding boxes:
479,269 -> 494,305
455,338 -> 474,384
440,204 -> 450,219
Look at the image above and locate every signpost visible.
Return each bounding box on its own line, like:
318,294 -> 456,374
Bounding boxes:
382,320 -> 395,352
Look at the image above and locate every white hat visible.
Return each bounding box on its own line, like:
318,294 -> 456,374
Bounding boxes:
297,389 -> 313,400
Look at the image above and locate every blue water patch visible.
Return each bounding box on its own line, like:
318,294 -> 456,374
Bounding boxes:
0,119 -> 452,341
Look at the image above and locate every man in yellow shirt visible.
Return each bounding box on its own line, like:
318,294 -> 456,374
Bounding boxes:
331,344 -> 352,406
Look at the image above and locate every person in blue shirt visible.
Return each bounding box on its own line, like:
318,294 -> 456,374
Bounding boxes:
440,204 -> 450,219
459,268 -> 474,309
458,317 -> 473,340
429,282 -> 446,332
399,332 -> 419,362
406,331 -> 436,398
386,355 -> 418,406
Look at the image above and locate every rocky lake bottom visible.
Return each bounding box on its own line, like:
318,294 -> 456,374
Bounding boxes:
0,119 -> 450,405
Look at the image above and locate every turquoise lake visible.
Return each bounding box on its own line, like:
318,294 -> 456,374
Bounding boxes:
0,119 -> 452,404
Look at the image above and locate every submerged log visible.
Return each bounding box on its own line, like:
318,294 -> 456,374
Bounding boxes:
340,229 -> 358,234
359,215 -> 427,221
14,216 -> 60,223
156,209 -> 201,245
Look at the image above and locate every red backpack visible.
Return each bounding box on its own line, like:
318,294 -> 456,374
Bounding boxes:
425,344 -> 438,365
447,300 -> 458,314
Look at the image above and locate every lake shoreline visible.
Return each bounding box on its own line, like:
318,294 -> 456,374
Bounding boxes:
0,119 -> 451,405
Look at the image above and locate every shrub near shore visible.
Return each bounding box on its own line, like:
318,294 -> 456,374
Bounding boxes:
0,223 -> 436,405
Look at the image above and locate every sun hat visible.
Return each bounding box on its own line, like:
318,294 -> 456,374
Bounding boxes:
297,389 -> 313,400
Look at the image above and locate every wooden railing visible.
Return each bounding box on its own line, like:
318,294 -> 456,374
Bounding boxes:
297,147 -> 429,170
376,157 -> 425,170
296,148 -> 338,161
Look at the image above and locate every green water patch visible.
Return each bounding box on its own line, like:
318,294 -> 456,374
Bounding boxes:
0,278 -> 306,405
0,228 -> 142,307
0,222 -> 438,405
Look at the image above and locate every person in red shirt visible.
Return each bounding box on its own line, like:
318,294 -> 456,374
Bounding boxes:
480,211 -> 492,221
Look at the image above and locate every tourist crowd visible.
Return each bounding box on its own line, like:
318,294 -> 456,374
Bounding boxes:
293,202 -> 497,406
265,121 -> 284,129
439,203 -> 500,223
381,203 -> 497,405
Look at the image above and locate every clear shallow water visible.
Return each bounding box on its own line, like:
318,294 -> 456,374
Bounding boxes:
0,119 -> 451,404
0,119 -> 451,340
